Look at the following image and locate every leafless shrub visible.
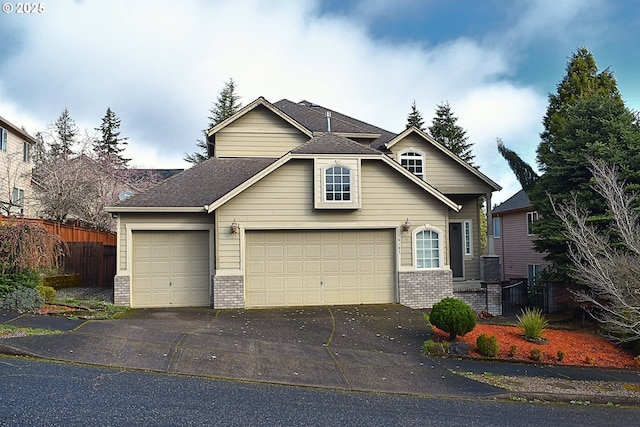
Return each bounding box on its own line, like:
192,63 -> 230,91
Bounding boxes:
0,219 -> 65,273
552,158 -> 640,343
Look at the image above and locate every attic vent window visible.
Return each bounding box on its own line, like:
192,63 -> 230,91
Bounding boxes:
399,151 -> 424,179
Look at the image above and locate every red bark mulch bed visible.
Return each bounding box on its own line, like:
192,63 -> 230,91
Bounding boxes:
432,323 -> 639,369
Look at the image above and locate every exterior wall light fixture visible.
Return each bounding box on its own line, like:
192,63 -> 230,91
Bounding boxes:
402,218 -> 410,232
230,219 -> 239,234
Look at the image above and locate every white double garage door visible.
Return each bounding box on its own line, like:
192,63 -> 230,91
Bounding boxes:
132,229 -> 395,308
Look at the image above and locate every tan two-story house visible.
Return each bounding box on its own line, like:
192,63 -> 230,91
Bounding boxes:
107,97 -> 500,309
0,115 -> 37,218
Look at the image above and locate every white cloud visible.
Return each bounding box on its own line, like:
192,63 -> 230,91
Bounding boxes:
0,0 -> 616,202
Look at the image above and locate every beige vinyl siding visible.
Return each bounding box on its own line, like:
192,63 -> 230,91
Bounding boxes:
216,159 -> 448,270
390,135 -> 493,194
0,127 -> 34,216
494,210 -> 550,281
117,212 -> 212,271
215,106 -> 309,158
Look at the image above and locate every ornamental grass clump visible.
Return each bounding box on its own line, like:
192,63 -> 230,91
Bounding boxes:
516,307 -> 549,341
428,297 -> 476,341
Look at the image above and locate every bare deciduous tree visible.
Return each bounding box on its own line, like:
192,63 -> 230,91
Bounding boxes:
553,158 -> 640,343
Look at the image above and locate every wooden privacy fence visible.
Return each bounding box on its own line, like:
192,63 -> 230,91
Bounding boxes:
2,216 -> 116,287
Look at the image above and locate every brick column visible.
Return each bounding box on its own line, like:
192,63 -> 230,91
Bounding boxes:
113,275 -> 130,306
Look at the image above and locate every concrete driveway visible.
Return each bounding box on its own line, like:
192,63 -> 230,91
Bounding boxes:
1,304 -> 505,398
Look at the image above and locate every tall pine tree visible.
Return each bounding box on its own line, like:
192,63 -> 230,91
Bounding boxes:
94,107 -> 130,167
185,78 -> 242,164
405,100 -> 425,131
529,47 -> 640,279
51,108 -> 78,159
428,102 -> 475,165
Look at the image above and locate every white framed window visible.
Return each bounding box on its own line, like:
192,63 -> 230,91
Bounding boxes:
463,220 -> 472,256
23,141 -> 31,163
399,150 -> 424,179
493,217 -> 501,238
414,226 -> 442,269
314,158 -> 361,209
325,165 -> 351,202
1,127 -> 7,152
12,187 -> 25,207
527,211 -> 538,235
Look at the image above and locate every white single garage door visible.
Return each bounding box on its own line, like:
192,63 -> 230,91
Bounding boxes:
245,229 -> 395,308
132,230 -> 210,308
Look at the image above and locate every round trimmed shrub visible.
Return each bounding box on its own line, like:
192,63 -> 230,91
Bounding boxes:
429,297 -> 476,341
476,333 -> 499,357
37,285 -> 57,303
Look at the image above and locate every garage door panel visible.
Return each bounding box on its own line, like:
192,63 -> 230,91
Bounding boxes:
246,230 -> 395,308
132,230 -> 210,308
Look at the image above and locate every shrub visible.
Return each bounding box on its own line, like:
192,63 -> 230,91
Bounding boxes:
1,287 -> 44,313
530,348 -> 543,362
421,339 -> 447,356
557,350 -> 566,362
37,285 -> 57,303
508,344 -> 518,358
0,271 -> 41,298
428,297 -> 476,341
476,334 -> 499,357
517,307 -> 549,340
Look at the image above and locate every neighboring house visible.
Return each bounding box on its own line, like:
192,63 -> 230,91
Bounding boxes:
107,97 -> 501,309
492,189 -> 550,285
0,115 -> 37,218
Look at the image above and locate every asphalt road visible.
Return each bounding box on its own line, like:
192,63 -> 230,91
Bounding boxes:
1,356 -> 639,426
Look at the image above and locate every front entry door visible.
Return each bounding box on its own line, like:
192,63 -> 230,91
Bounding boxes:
449,223 -> 463,278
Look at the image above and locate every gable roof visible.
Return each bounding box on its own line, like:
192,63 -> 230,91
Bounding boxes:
206,97 -> 312,138
387,126 -> 501,192
273,99 -> 396,149
108,157 -> 277,211
493,189 -> 531,214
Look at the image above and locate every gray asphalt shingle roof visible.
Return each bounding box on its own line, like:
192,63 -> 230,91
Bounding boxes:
115,157 -> 277,208
274,99 -> 396,149
493,189 -> 531,213
291,132 -> 383,155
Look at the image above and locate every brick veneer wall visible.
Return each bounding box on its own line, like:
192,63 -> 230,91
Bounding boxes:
398,270 -> 453,309
213,275 -> 244,309
114,275 -> 130,306
453,282 -> 503,316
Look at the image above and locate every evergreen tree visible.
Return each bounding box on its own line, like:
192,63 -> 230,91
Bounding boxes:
405,100 -> 425,131
496,139 -> 539,192
428,101 -> 475,165
51,108 -> 77,159
529,47 -> 640,279
94,107 -> 130,167
185,78 -> 242,164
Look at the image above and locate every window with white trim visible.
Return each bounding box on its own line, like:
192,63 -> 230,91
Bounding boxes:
527,264 -> 541,287
464,220 -> 472,256
12,187 -> 24,207
314,158 -> 361,209
493,217 -> 501,238
23,141 -> 31,163
527,211 -> 538,235
415,227 -> 441,269
325,165 -> 351,202
399,151 -> 424,179
1,127 -> 7,152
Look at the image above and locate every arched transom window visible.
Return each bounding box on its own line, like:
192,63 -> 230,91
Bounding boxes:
415,228 -> 441,269
399,151 -> 424,179
325,165 -> 351,201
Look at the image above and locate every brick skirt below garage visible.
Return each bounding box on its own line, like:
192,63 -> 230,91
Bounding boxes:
398,270 -> 453,309
212,275 -> 244,309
